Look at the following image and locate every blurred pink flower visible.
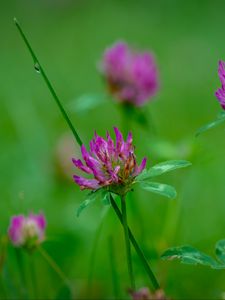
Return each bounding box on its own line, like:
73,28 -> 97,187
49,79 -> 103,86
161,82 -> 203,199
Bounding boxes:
100,42 -> 159,106
130,287 -> 168,300
215,60 -> 225,109
8,213 -> 46,250
72,127 -> 146,195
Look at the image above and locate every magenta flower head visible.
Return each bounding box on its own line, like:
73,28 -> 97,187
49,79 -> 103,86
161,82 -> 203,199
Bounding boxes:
72,127 -> 146,196
8,213 -> 46,251
215,60 -> 225,110
100,41 -> 159,107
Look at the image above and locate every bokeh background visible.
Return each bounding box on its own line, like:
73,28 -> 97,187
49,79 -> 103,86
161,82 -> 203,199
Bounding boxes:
1,0 -> 225,299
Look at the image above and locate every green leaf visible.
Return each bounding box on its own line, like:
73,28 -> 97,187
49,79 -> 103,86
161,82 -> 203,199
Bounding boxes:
215,239 -> 225,264
217,111 -> 225,118
139,182 -> 177,199
196,114 -> 225,136
70,94 -> 105,114
76,189 -> 102,217
137,160 -> 191,181
101,190 -> 111,206
161,245 -> 220,268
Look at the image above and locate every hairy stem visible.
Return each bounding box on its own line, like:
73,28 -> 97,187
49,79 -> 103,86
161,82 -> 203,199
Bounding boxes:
121,195 -> 135,290
111,195 -> 160,291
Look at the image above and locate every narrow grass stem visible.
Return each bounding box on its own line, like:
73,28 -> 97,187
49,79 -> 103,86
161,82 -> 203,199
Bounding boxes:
28,254 -> 38,299
87,220 -> 103,294
121,195 -> 135,290
110,195 -> 160,291
14,18 -> 83,147
38,245 -> 71,288
0,277 -> 8,299
15,249 -> 29,299
108,236 -> 120,299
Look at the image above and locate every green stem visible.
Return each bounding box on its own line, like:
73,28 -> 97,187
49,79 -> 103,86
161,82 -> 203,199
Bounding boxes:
108,236 -> 120,299
14,18 -> 83,147
0,277 -> 8,299
121,195 -> 135,290
15,249 -> 29,299
144,107 -> 157,136
28,254 -> 38,299
38,245 -> 71,289
110,195 -> 160,291
87,220 -> 103,294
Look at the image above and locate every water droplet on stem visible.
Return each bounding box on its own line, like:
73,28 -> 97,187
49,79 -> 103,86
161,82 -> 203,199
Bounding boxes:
34,62 -> 41,73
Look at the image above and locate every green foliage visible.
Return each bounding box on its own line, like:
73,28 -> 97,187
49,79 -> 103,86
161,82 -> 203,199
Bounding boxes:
139,181 -> 177,199
137,160 -> 191,181
136,160 -> 191,199
161,240 -> 225,269
122,103 -> 151,129
76,189 -> 102,217
77,189 -> 111,216
215,239 -> 225,264
196,111 -> 225,136
101,190 -> 111,206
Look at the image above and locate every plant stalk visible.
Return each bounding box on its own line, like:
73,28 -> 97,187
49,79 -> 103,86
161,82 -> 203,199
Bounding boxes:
14,18 -> 82,147
87,219 -> 103,294
15,249 -> 29,299
108,236 -> 120,299
111,194 -> 160,291
121,195 -> 135,290
38,245 -> 71,288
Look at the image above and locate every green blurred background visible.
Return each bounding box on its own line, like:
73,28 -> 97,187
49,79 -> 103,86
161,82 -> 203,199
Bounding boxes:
1,0 -> 225,299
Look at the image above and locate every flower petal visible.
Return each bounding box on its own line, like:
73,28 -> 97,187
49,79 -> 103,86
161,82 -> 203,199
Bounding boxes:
73,175 -> 100,190
72,158 -> 92,174
133,157 -> 147,176
29,213 -> 46,231
218,60 -> 225,87
8,215 -> 25,246
215,87 -> 225,110
114,127 -> 124,154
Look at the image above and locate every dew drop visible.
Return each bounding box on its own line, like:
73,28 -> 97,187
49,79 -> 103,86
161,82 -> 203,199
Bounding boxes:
34,62 -> 41,73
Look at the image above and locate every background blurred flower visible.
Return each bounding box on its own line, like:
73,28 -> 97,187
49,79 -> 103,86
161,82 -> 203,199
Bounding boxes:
215,60 -> 225,109
72,127 -> 146,195
130,287 -> 168,300
100,41 -> 159,106
8,213 -> 46,250
54,132 -> 81,181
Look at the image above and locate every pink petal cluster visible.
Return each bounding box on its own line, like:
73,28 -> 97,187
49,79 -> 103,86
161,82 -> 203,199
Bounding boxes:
72,127 -> 146,194
100,42 -> 159,106
215,60 -> 225,109
8,213 -> 46,249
